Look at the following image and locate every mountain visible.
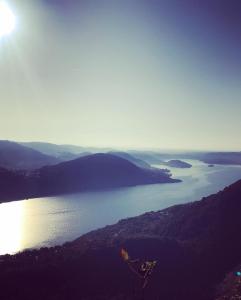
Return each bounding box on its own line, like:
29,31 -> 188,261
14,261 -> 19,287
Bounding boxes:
0,153 -> 179,202
108,151 -> 151,168
127,150 -> 165,164
128,150 -> 241,166
20,141 -> 91,160
162,159 -> 192,168
60,144 -> 112,154
34,153 -> 178,197
17,143 -> 241,167
21,142 -> 113,157
201,152 -> 241,165
0,180 -> 241,299
0,140 -> 60,170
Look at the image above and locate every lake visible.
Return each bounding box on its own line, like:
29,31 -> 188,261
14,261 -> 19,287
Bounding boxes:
0,160 -> 241,255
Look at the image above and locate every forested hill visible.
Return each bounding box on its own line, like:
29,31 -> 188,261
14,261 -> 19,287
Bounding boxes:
0,153 -> 178,202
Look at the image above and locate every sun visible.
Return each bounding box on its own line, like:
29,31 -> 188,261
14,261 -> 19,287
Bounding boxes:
0,1 -> 16,37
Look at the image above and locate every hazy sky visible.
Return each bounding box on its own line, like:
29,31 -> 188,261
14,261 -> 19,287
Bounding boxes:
0,0 -> 241,151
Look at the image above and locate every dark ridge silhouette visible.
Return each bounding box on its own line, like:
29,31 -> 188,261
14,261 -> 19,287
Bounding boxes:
0,140 -> 60,170
0,180 -> 241,300
0,153 -> 179,202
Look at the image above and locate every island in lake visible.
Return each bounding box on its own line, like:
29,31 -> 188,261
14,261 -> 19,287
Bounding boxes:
162,159 -> 192,168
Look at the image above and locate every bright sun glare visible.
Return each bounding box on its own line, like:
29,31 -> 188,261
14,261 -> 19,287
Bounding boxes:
0,1 -> 16,37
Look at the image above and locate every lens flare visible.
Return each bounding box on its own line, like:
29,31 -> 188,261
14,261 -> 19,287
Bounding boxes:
0,1 -> 16,37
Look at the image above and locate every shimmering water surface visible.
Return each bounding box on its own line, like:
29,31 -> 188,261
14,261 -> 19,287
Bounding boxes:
0,160 -> 241,255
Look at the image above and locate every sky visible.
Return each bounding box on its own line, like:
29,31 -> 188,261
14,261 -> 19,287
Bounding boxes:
0,0 -> 241,151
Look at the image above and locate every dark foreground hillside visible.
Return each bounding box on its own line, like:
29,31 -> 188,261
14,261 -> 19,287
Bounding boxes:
0,180 -> 241,300
214,263 -> 241,299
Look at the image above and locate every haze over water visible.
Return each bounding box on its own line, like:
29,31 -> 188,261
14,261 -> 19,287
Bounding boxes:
0,159 -> 241,255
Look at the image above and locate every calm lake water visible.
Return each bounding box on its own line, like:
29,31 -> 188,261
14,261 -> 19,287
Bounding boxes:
0,160 -> 241,255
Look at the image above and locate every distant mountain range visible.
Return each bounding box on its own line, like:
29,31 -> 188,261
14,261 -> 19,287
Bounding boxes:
0,141 -> 150,170
128,150 -> 241,166
20,141 -> 92,158
108,151 -> 151,168
0,140 -> 60,170
1,141 -> 241,171
0,153 -> 179,202
201,152 -> 241,165
128,150 -> 165,164
0,139 -> 240,204
0,179 -> 241,299
20,141 -> 111,157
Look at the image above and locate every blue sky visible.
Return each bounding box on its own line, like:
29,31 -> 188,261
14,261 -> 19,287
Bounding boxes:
0,0 -> 241,150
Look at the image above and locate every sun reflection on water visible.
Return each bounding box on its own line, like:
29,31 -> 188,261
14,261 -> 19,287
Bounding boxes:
0,200 -> 24,255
